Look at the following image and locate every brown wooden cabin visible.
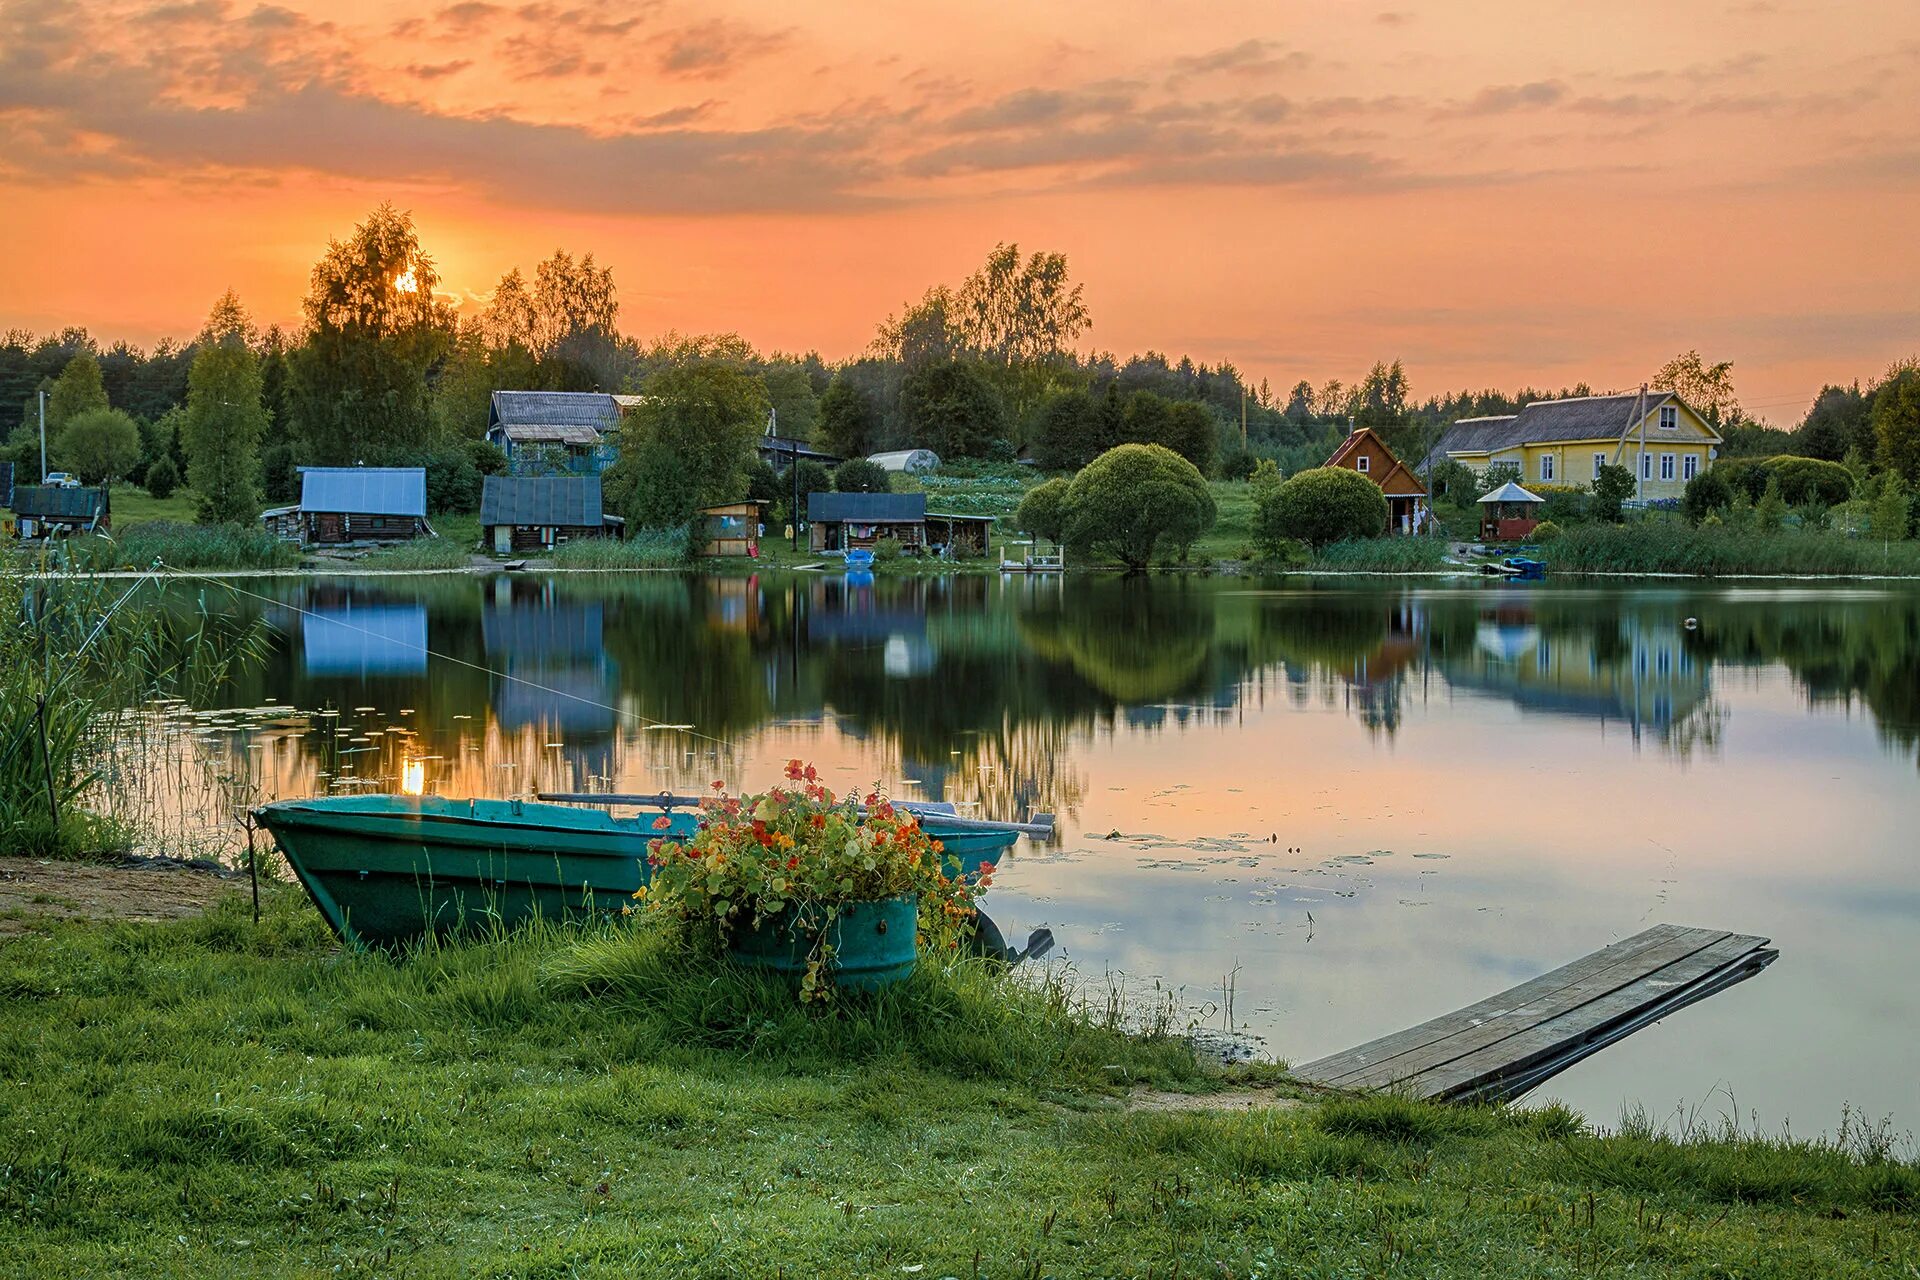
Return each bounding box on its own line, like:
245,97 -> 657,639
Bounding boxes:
298,468 -> 429,545
1324,427 -> 1430,534
807,491 -> 928,553
480,474 -> 621,555
700,501 -> 766,556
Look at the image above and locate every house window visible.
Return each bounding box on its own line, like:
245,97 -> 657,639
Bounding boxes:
1594,452 -> 1608,478
1682,453 -> 1700,481
1660,453 -> 1676,481
1540,455 -> 1555,482
1642,453 -> 1654,480
1357,455 -> 1370,473
1659,405 -> 1678,430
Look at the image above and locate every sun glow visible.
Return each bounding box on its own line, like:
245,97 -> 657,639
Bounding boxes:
401,758 -> 426,795
394,267 -> 419,294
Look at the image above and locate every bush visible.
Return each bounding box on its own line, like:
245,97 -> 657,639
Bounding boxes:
1477,461 -> 1522,496
1682,468 -> 1734,524
1592,462 -> 1635,521
1013,476 -> 1071,545
1258,466 -> 1388,549
1217,449 -> 1257,481
1532,519 -> 1563,541
1767,456 -> 1854,507
1062,444 -> 1215,569
144,457 -> 180,500
871,535 -> 904,560
833,458 -> 891,493
53,407 -> 142,485
551,528 -> 690,568
1531,483 -> 1589,523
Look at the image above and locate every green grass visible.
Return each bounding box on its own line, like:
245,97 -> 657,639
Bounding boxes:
356,537 -> 474,570
430,511 -> 481,551
108,487 -> 199,526
0,893 -> 1914,1276
552,528 -> 692,568
1543,521 -> 1920,576
69,520 -> 301,571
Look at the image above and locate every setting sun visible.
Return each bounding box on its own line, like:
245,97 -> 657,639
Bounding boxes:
393,268 -> 419,295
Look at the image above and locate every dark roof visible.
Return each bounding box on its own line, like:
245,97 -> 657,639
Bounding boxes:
758,435 -> 841,462
11,484 -> 107,519
480,474 -> 605,527
808,491 -> 927,523
496,423 -> 604,447
299,467 -> 427,516
489,391 -> 621,432
1425,392 -> 1704,468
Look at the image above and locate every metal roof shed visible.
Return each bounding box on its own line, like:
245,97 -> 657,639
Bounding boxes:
299,467 -> 428,516
480,475 -> 606,528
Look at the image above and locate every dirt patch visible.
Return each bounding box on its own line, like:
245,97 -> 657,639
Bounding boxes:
0,856 -> 242,935
1124,1086 -> 1303,1113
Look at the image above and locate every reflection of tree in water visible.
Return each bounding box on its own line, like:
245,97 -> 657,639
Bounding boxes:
1015,577 -> 1216,703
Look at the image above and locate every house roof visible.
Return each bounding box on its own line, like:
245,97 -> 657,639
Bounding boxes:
1425,392 -> 1713,469
1325,428 -> 1428,498
1478,480 -> 1545,504
488,390 -> 622,432
299,467 -> 427,517
11,484 -> 106,520
480,474 -> 605,527
495,423 -> 605,447
808,491 -> 927,523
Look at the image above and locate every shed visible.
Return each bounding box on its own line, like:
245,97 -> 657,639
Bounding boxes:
486,391 -> 621,475
1477,480 -> 1545,542
807,491 -> 927,553
11,484 -> 110,538
924,512 -> 996,558
867,449 -> 941,474
479,475 -> 620,555
699,501 -> 767,557
298,467 -> 429,545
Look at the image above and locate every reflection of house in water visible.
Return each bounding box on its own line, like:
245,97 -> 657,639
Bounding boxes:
806,581 -> 935,678
300,602 -> 427,677
1442,605 -> 1711,739
482,580 -> 619,783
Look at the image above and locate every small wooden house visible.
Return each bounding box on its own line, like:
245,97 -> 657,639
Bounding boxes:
1325,428 -> 1429,534
485,391 -> 620,476
298,467 -> 429,545
699,501 -> 766,557
480,474 -> 621,555
807,491 -> 927,553
10,483 -> 110,538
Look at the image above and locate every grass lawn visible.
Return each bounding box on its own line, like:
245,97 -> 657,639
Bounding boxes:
1,891 -> 1914,1277
108,486 -> 198,526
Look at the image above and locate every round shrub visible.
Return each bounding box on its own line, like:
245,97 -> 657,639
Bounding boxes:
1062,444 -> 1216,569
833,458 -> 891,493
144,456 -> 180,500
1013,476 -> 1071,545
1218,449 -> 1258,481
1258,466 -> 1388,549
1682,468 -> 1733,524
1532,520 -> 1563,541
1765,456 -> 1853,508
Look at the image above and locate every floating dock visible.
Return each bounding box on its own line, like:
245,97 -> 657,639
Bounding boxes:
1295,924 -> 1777,1104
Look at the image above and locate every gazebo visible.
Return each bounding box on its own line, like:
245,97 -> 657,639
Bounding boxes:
1477,480 -> 1545,541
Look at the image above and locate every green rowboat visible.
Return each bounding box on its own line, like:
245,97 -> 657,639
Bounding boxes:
253,794 -> 1025,949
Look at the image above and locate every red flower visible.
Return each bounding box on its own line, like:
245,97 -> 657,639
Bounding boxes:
785,759 -> 805,781
803,764 -> 817,783
711,780 -> 726,791
651,815 -> 673,830
786,855 -> 799,871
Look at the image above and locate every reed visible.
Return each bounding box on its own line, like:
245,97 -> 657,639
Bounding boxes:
1543,522 -> 1920,576
550,528 -> 691,568
62,520 -> 301,571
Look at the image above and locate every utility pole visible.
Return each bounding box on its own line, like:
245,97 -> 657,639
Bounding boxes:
38,389 -> 47,482
1635,382 -> 1647,506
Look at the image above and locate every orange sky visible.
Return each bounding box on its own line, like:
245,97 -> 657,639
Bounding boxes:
2,0 -> 1917,420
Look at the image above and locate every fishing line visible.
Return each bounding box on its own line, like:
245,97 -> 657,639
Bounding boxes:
154,564 -> 744,753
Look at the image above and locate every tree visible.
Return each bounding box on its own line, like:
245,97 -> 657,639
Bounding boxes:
816,374 -> 879,458
1013,476 -> 1071,546
144,456 -> 180,499
1681,468 -> 1733,525
52,408 -> 140,484
1796,384 -> 1872,461
1873,473 -> 1911,542
1755,477 -> 1787,532
183,303 -> 269,525
898,361 -> 1008,459
289,204 -> 452,465
46,351 -> 109,434
762,362 -> 820,441
1591,462 -> 1636,522
1259,467 -> 1388,548
607,364 -> 769,529
1062,444 -> 1216,569
1031,389 -> 1101,471
1477,461 -> 1522,495
1872,361 -> 1920,485
833,458 -> 890,493
1353,360 -> 1413,456
1163,401 -> 1219,477
1655,351 -> 1740,426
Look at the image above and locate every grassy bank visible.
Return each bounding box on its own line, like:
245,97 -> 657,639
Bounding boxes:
1542,522 -> 1920,576
1,893 -> 1914,1277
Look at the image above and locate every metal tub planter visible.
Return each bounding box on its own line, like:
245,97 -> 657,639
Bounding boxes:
725,895 -> 919,992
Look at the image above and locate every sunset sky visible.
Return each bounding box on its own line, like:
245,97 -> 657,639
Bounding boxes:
2,0 -> 1916,420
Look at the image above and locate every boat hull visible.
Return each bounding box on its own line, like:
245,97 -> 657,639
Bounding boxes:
255,795 -> 1017,949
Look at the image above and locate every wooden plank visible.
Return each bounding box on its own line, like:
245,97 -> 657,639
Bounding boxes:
1297,925 -> 1726,1088
1293,924 -> 1689,1084
1318,926 -> 1736,1092
1409,933 -> 1772,1101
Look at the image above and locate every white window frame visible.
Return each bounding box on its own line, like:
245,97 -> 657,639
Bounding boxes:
1356,454 -> 1370,473
1642,452 -> 1653,480
1682,453 -> 1699,481
1540,454 -> 1555,482
1594,452 -> 1608,479
1659,405 -> 1678,430
1660,453 -> 1676,482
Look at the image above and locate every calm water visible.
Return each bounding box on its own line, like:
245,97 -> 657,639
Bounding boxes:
171,570 -> 1920,1133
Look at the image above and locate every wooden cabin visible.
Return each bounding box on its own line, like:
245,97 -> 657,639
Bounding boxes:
297,467 -> 429,545
479,474 -> 621,555
807,491 -> 928,553
10,483 -> 110,538
1325,427 -> 1429,534
699,501 -> 766,557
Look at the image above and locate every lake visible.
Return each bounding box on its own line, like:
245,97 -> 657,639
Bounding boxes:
158,570 -> 1920,1134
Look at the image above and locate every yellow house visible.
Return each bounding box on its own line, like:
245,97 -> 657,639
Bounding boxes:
1424,391 -> 1721,502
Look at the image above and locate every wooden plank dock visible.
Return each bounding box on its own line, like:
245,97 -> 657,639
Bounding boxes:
1294,924 -> 1778,1104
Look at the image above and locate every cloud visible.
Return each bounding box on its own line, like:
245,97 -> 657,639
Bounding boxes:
405,59 -> 471,80
652,19 -> 790,79
1375,11 -> 1413,25
944,85 -> 1140,132
1448,80 -> 1567,115
1169,39 -> 1310,82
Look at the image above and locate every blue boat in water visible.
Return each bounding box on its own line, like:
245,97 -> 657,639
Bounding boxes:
843,548 -> 876,570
